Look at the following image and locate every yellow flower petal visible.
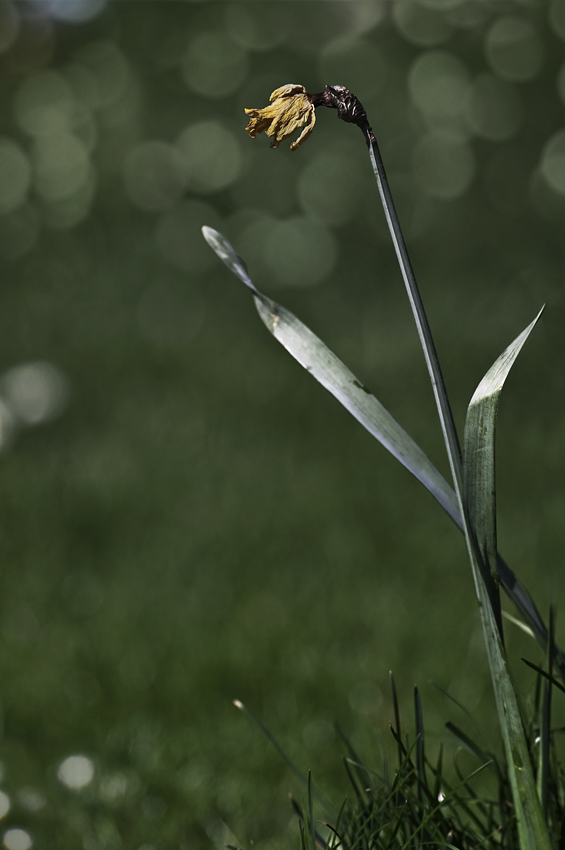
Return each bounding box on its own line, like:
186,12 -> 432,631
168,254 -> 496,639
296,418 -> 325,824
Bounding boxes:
290,109 -> 316,151
244,83 -> 316,151
269,83 -> 307,101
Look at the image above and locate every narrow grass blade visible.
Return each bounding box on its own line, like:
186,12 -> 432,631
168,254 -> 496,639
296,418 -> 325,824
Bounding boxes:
538,608 -> 554,817
289,796 -> 330,850
522,659 -> 565,696
445,721 -> 499,779
432,743 -> 443,803
308,771 -> 316,850
335,724 -> 373,799
414,687 -> 427,805
233,700 -> 336,819
432,681 -> 494,752
503,611 -> 535,639
390,672 -> 404,772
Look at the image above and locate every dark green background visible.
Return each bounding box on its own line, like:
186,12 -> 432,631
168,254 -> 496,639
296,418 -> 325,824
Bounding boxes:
0,1 -> 563,847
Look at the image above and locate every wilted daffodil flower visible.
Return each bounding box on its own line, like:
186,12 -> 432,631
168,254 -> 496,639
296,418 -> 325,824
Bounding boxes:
244,84 -> 316,151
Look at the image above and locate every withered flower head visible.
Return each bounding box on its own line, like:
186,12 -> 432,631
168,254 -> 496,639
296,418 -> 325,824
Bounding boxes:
244,84 -> 316,152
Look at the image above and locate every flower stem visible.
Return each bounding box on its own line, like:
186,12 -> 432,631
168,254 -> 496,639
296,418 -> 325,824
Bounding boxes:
362,126 -> 464,496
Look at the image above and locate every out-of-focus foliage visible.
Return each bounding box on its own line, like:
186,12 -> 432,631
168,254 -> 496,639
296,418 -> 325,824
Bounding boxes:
0,1 -> 562,848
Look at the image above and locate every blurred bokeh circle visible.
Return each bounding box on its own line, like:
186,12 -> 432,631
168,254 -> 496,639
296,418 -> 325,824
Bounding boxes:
392,0 -> 452,47
485,16 -> 544,82
176,121 -> 243,194
0,361 -> 69,426
540,129 -> 565,195
408,50 -> 470,123
181,31 -> 249,98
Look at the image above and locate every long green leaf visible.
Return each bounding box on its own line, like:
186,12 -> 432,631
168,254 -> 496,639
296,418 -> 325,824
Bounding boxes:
464,310 -> 543,585
202,226 -> 459,524
463,314 -> 551,850
202,226 -> 565,683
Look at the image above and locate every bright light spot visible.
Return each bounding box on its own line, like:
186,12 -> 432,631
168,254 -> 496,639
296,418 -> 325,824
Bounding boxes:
298,151 -> 366,226
44,0 -> 107,22
0,361 -> 69,426
0,1 -> 19,55
408,51 -> 470,121
485,17 -> 544,82
57,755 -> 94,790
181,31 -> 248,99
156,199 -> 221,273
438,790 -> 445,802
463,74 -> 523,141
541,129 -> 565,195
318,36 -> 387,100
263,216 -> 337,289
3,829 -> 32,850
412,130 -> 475,199
15,70 -> 74,137
0,792 -> 10,819
393,0 -> 452,47
0,138 -> 31,214
176,121 -> 242,194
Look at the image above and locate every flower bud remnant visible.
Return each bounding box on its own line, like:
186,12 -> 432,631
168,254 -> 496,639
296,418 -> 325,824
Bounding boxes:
244,84 -> 316,151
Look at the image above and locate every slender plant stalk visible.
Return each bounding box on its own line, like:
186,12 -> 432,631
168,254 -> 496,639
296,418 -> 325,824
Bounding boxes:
314,85 -> 551,849
364,129 -> 464,496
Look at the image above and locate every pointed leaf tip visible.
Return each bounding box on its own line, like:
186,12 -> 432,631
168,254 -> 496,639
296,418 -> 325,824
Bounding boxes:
201,226 -> 256,291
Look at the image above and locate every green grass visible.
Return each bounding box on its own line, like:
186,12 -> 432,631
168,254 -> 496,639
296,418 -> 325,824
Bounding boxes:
0,4 -> 562,849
